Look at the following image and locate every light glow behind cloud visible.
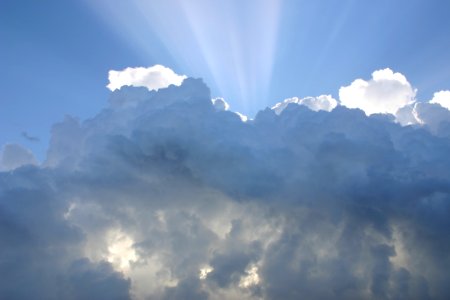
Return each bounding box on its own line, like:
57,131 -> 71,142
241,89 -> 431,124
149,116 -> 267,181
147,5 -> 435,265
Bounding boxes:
84,0 -> 281,112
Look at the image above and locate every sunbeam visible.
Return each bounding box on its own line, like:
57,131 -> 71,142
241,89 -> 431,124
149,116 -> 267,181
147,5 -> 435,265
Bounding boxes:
83,0 -> 281,114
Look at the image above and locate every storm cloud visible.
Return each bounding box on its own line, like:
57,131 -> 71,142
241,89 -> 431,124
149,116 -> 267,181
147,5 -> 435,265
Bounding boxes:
1,71 -> 450,299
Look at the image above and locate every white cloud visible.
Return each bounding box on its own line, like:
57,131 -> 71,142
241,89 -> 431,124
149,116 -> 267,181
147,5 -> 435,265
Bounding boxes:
395,91 -> 450,129
272,95 -> 337,115
397,102 -> 450,133
395,103 -> 422,126
106,65 -> 187,91
430,90 -> 450,110
339,68 -> 416,115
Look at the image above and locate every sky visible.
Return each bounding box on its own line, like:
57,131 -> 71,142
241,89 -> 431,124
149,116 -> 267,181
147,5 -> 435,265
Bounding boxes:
2,1 -> 450,299
2,0 -> 450,160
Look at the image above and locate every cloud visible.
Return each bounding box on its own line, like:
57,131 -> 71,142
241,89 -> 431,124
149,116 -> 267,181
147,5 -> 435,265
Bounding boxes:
2,67 -> 450,299
395,91 -> 450,133
272,95 -> 337,115
406,102 -> 450,134
212,97 -> 230,111
0,143 -> 37,171
0,167 -> 131,299
106,65 -> 187,91
430,90 -> 450,110
395,103 -> 422,126
21,131 -> 40,142
339,68 -> 416,115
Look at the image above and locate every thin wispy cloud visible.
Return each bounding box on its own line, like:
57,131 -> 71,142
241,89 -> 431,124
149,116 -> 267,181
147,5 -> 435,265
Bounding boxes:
21,131 -> 40,142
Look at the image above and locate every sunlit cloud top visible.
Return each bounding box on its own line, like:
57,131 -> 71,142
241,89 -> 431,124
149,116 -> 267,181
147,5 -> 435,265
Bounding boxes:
107,65 -> 186,91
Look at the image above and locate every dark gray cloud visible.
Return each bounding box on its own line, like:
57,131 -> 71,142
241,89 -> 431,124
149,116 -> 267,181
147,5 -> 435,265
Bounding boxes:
1,77 -> 450,299
0,167 -> 131,300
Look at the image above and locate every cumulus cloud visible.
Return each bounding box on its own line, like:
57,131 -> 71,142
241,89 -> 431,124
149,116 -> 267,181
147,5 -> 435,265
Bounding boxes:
339,68 -> 416,115
2,67 -> 450,299
0,143 -> 37,171
272,95 -> 337,115
397,102 -> 450,135
0,167 -> 131,299
212,97 -> 230,111
107,65 -> 187,91
430,90 -> 450,110
394,90 -> 450,133
211,97 -> 248,121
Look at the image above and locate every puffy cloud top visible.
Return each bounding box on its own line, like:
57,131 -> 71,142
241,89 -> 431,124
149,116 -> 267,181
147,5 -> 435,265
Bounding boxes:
212,97 -> 230,111
272,95 -> 337,115
0,143 -> 37,171
394,90 -> 450,132
107,65 -> 187,91
430,90 -> 450,110
2,67 -> 450,299
339,68 -> 416,115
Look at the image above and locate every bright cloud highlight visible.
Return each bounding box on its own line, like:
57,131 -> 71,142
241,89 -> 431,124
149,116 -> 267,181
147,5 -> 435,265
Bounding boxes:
272,95 -> 337,115
430,90 -> 450,110
339,68 -> 416,115
107,65 -> 187,91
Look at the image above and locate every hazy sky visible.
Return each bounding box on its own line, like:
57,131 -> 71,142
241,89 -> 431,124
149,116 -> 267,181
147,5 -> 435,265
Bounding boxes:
2,0 -> 450,159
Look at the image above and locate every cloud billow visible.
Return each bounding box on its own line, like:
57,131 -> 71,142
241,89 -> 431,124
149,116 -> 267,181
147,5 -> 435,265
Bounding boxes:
1,70 -> 450,299
339,68 -> 416,115
107,65 -> 187,91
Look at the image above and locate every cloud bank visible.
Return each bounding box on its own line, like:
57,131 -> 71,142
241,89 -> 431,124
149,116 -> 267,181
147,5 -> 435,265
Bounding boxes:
2,67 -> 450,299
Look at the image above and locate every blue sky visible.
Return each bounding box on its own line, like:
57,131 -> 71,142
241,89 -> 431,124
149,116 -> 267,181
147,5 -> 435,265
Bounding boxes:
2,0 -> 450,160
